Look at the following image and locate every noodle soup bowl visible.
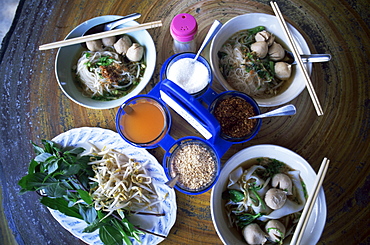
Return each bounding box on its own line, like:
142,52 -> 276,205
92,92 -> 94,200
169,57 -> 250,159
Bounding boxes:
210,144 -> 327,245
55,15 -> 156,109
210,13 -> 312,107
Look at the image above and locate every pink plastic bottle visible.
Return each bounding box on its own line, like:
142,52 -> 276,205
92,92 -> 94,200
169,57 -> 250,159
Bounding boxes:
170,13 -> 198,53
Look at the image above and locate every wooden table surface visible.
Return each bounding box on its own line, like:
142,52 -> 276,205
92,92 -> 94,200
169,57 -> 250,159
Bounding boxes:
0,0 -> 369,244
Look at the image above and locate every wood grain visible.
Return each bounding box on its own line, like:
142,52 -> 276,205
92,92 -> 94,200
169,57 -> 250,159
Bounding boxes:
0,0 -> 369,244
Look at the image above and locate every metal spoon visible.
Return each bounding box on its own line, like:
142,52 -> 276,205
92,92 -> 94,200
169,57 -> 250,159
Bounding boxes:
81,13 -> 141,48
284,50 -> 331,64
193,20 -> 222,61
248,104 -> 296,119
165,174 -> 179,188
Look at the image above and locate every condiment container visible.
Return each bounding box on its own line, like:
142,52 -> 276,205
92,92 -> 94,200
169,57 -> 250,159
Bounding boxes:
160,52 -> 212,98
209,91 -> 262,143
163,137 -> 220,195
116,95 -> 171,148
115,79 -> 262,194
170,13 -> 198,53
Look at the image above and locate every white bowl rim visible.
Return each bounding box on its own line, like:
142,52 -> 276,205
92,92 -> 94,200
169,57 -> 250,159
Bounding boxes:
54,15 -> 156,109
210,144 -> 327,245
210,13 -> 312,107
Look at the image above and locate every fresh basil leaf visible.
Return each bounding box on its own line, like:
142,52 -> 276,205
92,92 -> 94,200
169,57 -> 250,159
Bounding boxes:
63,164 -> 82,176
99,225 -> 123,245
40,196 -> 83,220
83,218 -> 104,233
32,142 -> 45,154
77,189 -> 93,205
41,139 -> 56,153
28,159 -> 39,174
112,219 -> 133,245
79,205 -> 97,224
18,172 -> 49,192
47,159 -> 59,174
65,147 -> 85,155
34,152 -> 53,162
43,182 -> 66,198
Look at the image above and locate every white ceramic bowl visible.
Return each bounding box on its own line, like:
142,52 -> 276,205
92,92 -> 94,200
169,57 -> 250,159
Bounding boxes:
211,144 -> 326,245
210,13 -> 312,107
55,15 -> 156,109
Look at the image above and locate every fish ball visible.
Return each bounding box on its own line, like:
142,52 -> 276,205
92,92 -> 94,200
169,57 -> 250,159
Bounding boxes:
242,223 -> 268,245
126,43 -> 144,62
86,40 -> 103,51
251,41 -> 268,58
255,30 -> 275,46
268,42 -> 285,61
265,188 -> 287,210
114,35 -> 132,55
274,62 -> 292,80
102,36 -> 117,47
272,173 -> 293,195
265,220 -> 286,243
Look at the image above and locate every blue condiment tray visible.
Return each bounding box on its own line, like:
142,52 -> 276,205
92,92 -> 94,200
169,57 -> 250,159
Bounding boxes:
116,54 -> 262,194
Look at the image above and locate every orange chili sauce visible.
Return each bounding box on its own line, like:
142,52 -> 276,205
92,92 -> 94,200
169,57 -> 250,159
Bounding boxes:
120,101 -> 166,144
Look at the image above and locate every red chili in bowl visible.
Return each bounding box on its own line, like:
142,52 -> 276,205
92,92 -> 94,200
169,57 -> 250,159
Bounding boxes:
213,97 -> 257,138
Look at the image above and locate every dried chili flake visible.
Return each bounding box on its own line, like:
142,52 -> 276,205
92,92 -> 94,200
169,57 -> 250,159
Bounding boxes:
213,97 -> 257,138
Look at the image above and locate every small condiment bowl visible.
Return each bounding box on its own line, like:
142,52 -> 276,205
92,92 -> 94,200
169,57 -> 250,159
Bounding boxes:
209,91 -> 262,143
160,52 -> 212,98
163,137 -> 221,195
115,95 -> 171,148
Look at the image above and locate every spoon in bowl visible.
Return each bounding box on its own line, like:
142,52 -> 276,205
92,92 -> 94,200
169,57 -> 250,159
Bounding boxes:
249,104 -> 296,119
284,50 -> 331,65
81,13 -> 141,48
193,20 -> 222,62
165,174 -> 179,188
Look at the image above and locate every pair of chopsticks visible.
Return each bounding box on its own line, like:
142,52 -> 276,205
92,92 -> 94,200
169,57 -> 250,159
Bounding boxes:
39,20 -> 162,51
290,157 -> 330,245
270,2 -> 324,116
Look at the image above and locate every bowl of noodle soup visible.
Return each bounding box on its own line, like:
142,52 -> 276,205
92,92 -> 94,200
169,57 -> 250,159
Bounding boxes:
210,13 -> 312,107
55,15 -> 156,109
210,144 -> 326,245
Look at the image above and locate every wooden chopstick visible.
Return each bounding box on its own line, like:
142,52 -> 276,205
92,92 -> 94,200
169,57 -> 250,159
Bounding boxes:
290,157 -> 330,245
39,20 -> 162,50
270,2 -> 324,116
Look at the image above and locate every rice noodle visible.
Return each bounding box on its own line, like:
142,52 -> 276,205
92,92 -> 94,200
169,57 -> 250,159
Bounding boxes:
76,47 -> 143,100
218,30 -> 284,98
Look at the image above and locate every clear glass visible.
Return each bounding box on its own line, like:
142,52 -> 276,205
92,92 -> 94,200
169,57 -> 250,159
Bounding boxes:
173,39 -> 197,53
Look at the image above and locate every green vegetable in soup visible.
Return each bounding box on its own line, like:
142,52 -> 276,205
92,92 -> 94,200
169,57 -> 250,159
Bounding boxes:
235,212 -> 262,228
222,189 -> 245,202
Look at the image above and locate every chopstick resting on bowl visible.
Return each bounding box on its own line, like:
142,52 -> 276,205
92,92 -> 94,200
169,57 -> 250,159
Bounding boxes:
290,157 -> 330,245
270,2 -> 324,116
39,20 -> 162,51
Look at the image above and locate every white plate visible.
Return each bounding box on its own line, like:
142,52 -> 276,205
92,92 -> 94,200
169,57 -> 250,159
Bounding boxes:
55,15 -> 156,109
50,127 -> 176,245
210,13 -> 312,107
211,144 -> 326,245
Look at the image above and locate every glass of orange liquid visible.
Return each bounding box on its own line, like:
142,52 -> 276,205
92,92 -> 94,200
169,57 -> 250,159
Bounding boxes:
116,95 -> 171,148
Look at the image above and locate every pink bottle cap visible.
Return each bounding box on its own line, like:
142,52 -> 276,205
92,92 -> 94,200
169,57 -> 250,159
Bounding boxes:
170,13 -> 198,42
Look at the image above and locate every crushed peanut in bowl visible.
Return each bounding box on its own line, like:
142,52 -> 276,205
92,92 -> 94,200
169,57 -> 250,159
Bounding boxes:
167,138 -> 220,194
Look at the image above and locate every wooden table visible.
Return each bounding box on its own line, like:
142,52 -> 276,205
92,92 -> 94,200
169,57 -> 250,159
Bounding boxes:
0,0 -> 369,244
